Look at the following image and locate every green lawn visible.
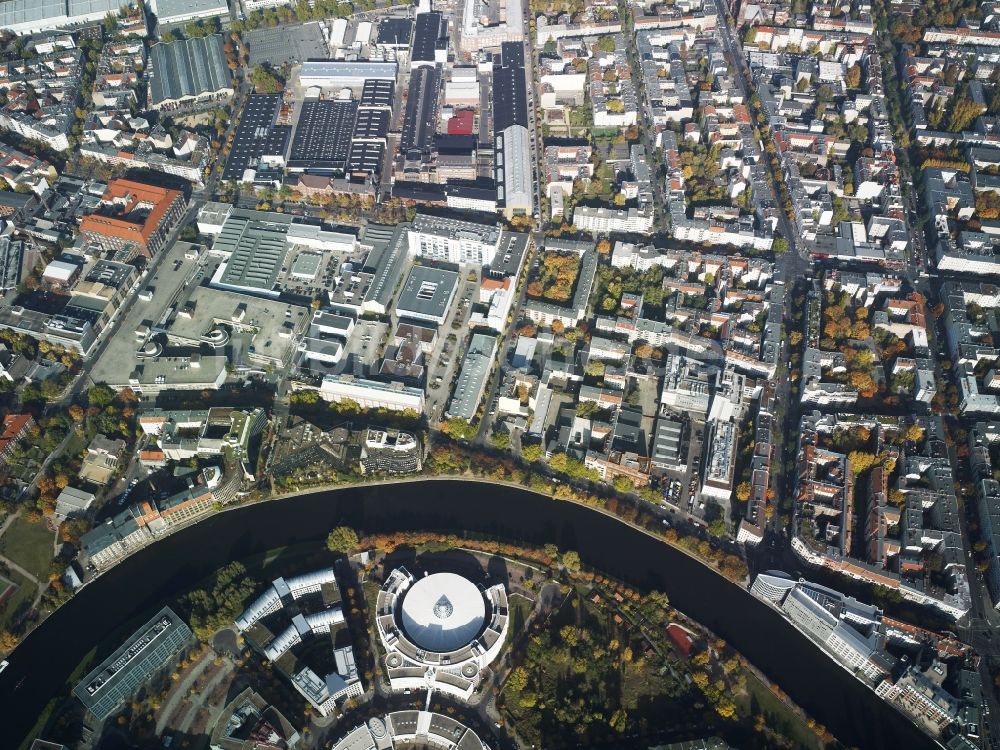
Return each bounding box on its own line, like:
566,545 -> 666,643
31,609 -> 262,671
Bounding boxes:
0,513 -> 55,581
0,568 -> 35,631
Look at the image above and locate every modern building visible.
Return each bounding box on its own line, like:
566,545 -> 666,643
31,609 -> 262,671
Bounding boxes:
210,688 -> 301,750
73,607 -> 191,721
750,572 -> 892,686
573,205 -> 655,235
235,568 -> 363,716
375,567 -> 508,700
407,213 -> 503,265
79,179 -> 187,259
147,35 -> 232,111
331,712 -> 490,750
395,266 -> 460,325
447,333 -> 496,421
318,375 -> 425,412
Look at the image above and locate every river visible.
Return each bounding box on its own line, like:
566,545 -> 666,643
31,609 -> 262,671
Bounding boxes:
2,479 -> 934,749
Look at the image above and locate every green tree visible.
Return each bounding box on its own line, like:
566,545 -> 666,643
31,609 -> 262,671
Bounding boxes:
560,550 -> 581,572
521,443 -> 543,463
250,64 -> 284,93
594,35 -> 616,53
326,526 -> 359,554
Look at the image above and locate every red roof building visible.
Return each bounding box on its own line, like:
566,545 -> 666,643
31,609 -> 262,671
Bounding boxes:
79,178 -> 186,259
666,623 -> 694,657
447,110 -> 475,135
0,413 -> 34,467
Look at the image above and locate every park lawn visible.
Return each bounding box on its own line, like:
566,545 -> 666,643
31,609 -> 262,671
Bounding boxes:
0,513 -> 55,582
0,568 -> 36,631
504,592 -> 533,649
736,665 -> 824,749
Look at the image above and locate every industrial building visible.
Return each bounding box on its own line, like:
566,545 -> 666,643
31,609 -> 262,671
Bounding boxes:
222,93 -> 291,183
297,60 -> 398,89
496,124 -> 532,218
147,35 -> 232,111
152,0 -> 229,25
459,0 -> 524,51
0,0 -> 132,35
288,99 -> 358,174
411,11 -> 448,67
399,65 -> 442,161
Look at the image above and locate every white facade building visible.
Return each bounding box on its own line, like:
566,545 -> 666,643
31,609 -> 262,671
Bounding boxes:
406,214 -> 503,265
573,205 -> 655,235
376,568 -> 509,701
318,376 -> 425,412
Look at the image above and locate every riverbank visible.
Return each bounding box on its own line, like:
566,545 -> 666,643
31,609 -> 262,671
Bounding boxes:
2,480 -> 937,749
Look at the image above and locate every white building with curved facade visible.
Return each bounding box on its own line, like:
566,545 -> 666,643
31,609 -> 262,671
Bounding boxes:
376,567 -> 508,701
332,711 -> 490,750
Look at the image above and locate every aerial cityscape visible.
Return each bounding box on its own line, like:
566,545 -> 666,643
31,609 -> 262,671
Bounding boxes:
0,0 -> 997,747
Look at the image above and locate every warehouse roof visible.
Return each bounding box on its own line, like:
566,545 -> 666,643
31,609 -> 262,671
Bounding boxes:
148,35 -> 231,106
299,60 -> 398,81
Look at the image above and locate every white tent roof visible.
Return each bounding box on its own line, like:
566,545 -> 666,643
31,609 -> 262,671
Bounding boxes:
400,573 -> 486,653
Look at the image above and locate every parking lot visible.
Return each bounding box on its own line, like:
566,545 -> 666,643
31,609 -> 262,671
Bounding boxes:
244,22 -> 329,67
418,269 -> 481,422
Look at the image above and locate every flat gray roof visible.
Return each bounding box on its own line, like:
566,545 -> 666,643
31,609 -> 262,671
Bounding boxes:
395,265 -> 459,322
299,60 -> 398,80
362,223 -> 409,310
154,0 -> 228,22
448,333 -> 496,421
214,210 -> 291,292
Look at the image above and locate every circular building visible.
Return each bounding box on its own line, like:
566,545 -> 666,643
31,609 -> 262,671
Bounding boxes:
331,710 -> 491,750
376,567 -> 508,701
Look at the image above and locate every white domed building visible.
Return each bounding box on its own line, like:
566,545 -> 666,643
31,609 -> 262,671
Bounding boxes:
376,567 -> 509,701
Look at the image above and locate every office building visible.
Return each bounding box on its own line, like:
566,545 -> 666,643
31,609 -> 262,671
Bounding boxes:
407,213 -> 503,265
395,266 -> 459,325
318,376 -> 425,412
74,607 -> 191,721
79,178 -> 186,259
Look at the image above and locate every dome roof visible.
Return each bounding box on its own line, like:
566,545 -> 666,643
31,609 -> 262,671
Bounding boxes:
399,573 -> 487,653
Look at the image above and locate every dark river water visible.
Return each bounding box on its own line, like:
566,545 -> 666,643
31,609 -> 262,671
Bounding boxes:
2,480 -> 935,749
